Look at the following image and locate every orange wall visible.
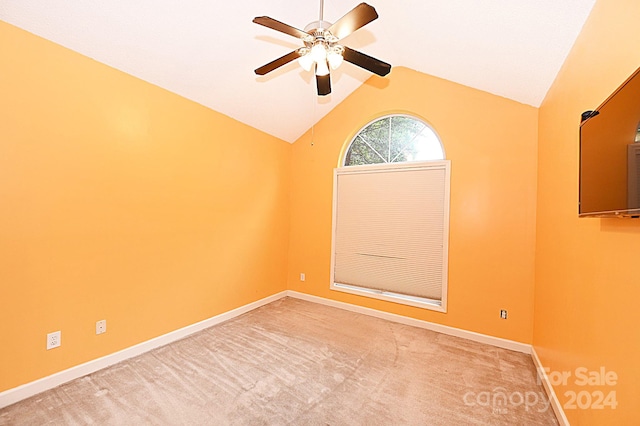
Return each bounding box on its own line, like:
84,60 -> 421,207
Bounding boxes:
534,0 -> 640,424
288,67 -> 539,344
0,22 -> 291,392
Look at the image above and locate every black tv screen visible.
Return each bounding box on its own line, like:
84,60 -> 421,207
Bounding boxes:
579,66 -> 640,217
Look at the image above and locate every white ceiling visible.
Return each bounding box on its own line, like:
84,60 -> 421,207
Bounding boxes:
0,0 -> 596,143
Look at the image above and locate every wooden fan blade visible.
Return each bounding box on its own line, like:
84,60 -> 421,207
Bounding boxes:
316,72 -> 331,96
342,46 -> 391,76
253,16 -> 309,40
328,3 -> 378,40
255,51 -> 301,75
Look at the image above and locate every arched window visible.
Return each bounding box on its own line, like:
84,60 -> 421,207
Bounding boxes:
331,114 -> 450,312
344,115 -> 444,166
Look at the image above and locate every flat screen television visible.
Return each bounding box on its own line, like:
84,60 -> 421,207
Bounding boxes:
579,66 -> 640,218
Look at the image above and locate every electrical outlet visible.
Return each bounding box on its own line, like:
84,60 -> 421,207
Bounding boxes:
300,273 -> 305,282
47,331 -> 61,350
96,320 -> 107,335
500,309 -> 508,319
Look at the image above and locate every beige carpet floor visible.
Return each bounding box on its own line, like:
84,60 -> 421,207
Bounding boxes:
0,297 -> 557,425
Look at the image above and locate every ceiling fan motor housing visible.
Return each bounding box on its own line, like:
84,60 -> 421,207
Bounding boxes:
302,21 -> 338,45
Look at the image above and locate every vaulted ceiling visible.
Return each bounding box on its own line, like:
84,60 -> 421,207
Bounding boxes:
0,0 -> 596,142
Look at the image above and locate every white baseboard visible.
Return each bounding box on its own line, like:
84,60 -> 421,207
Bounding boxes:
286,291 -> 531,353
0,291 -> 287,409
1,289 -> 535,410
531,347 -> 569,426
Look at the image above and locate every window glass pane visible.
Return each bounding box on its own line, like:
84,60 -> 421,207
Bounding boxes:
357,118 -> 390,161
344,136 -> 385,165
344,115 -> 444,166
389,116 -> 425,161
402,127 -> 444,162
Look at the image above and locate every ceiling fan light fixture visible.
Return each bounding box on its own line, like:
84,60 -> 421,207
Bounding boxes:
315,59 -> 330,76
327,48 -> 344,70
297,48 -> 314,72
324,32 -> 339,44
311,43 -> 327,62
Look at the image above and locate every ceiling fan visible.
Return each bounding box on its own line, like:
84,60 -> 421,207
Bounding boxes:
253,1 -> 391,96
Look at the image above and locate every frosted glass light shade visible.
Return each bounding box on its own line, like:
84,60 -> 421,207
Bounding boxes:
315,60 -> 330,76
311,43 -> 327,62
298,53 -> 314,72
328,51 -> 343,70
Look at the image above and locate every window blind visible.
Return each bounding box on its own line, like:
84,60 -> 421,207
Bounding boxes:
332,162 -> 450,302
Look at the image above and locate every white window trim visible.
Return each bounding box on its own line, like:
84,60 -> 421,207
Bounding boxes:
330,160 -> 450,313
